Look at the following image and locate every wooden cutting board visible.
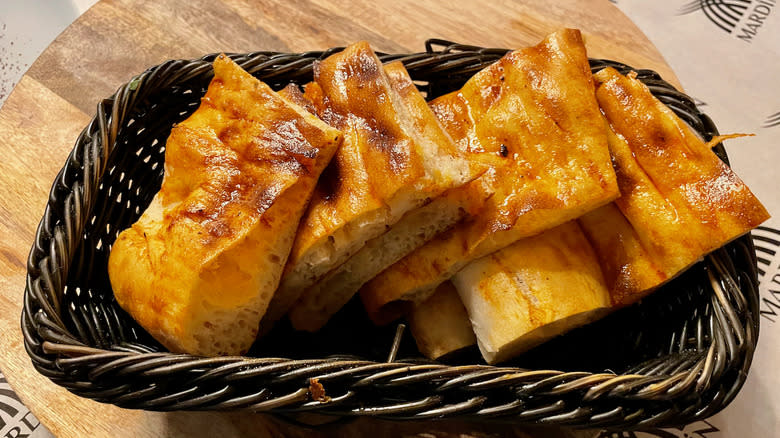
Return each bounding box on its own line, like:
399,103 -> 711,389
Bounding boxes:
0,0 -> 680,436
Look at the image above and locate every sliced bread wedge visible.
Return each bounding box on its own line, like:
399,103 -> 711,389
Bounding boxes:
108,55 -> 342,356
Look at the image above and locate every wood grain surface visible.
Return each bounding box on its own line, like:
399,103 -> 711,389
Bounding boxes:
0,1 -> 679,436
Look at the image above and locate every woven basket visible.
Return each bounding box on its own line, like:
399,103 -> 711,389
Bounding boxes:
22,40 -> 760,430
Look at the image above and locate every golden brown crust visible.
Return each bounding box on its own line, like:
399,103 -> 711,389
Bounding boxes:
360,29 -> 619,321
465,29 -> 616,242
287,79 -> 387,270
314,42 -> 426,193
593,67 -> 770,306
283,60 -> 491,332
108,55 -> 341,355
404,48 -> 770,367
271,42 -> 482,333
278,83 -> 317,115
429,91 -> 480,152
577,204 -> 667,304
407,281 -> 476,360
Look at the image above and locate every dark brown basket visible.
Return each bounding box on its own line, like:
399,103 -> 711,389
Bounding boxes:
22,40 -> 760,430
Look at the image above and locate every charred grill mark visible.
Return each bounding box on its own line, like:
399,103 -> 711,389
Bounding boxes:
365,116 -> 396,150
225,99 -> 249,120
363,115 -> 410,174
172,139 -> 290,245
179,196 -> 237,243
269,118 -> 320,170
612,156 -> 642,199
493,189 -> 565,233
315,42 -> 419,178
205,219 -> 231,238
228,115 -> 324,177
384,62 -> 417,100
319,101 -> 346,130
483,83 -> 503,108
316,43 -> 384,117
217,125 -> 241,144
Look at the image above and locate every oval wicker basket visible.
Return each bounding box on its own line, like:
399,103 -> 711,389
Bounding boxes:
22,40 -> 760,430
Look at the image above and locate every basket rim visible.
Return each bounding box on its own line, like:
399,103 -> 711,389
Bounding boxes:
21,40 -> 761,430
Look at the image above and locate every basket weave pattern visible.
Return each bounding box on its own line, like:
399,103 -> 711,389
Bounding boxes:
21,41 -> 760,429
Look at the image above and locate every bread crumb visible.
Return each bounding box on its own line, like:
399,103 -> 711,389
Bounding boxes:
308,378 -> 329,402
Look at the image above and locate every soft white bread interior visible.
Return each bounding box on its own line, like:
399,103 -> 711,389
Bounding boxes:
451,221 -> 611,364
